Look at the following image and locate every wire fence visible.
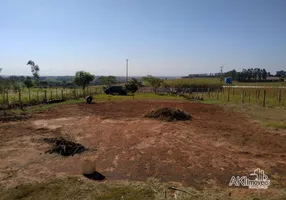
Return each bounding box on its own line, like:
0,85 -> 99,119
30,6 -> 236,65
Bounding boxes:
139,86 -> 286,107
1,86 -> 285,109
0,87 -> 105,108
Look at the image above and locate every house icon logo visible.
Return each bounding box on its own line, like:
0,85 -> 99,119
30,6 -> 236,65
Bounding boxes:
229,168 -> 270,189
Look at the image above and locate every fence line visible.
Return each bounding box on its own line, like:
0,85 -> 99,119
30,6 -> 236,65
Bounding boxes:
0,87 -> 105,108
1,86 -> 285,108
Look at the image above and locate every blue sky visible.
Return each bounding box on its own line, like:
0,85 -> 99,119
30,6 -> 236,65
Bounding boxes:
0,0 -> 285,76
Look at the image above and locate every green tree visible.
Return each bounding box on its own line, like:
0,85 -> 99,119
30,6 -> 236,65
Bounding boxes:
74,71 -> 95,91
224,69 -> 237,80
98,76 -> 116,87
125,78 -> 142,99
262,69 -> 268,79
142,75 -> 164,93
27,60 -> 40,86
24,76 -> 33,101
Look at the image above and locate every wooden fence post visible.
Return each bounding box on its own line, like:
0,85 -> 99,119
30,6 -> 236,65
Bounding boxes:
51,91 -> 53,100
241,90 -> 244,103
278,90 -> 281,103
56,88 -> 58,99
61,90 -> 64,99
263,90 -> 266,107
248,92 -> 251,103
227,87 -> 230,102
44,90 -> 47,102
18,89 -> 23,110
216,89 -> 219,100
208,88 -> 210,98
28,89 -> 31,102
37,90 -> 39,102
6,91 -> 9,105
255,89 -> 259,103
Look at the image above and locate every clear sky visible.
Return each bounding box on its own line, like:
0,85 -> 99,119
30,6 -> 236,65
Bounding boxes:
1,0 -> 285,76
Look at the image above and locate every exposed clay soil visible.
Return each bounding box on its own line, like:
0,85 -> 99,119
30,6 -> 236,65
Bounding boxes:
0,100 -> 285,190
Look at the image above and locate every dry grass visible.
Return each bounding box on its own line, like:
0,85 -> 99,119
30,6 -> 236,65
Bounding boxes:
220,104 -> 286,130
1,176 -> 286,200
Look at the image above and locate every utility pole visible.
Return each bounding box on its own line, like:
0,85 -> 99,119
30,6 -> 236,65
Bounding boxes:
126,59 -> 129,83
220,65 -> 224,85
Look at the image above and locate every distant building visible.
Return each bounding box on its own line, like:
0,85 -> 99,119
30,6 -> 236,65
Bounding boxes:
182,73 -> 220,78
266,76 -> 283,82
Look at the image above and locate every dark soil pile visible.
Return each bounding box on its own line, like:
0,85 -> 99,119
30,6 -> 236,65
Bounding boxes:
43,137 -> 86,156
145,107 -> 191,122
45,99 -> 66,104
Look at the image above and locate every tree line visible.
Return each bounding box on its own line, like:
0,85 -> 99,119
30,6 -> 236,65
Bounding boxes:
224,68 -> 285,82
0,61 -> 164,98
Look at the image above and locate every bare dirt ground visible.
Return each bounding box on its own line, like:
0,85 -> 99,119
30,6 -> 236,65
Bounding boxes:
0,100 -> 285,190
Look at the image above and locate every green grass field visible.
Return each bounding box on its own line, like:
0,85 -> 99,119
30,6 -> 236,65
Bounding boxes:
165,78 -> 222,88
1,78 -> 286,108
0,86 -> 105,105
166,78 -> 286,88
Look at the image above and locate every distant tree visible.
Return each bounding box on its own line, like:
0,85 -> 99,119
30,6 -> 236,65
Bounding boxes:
74,71 -> 95,91
98,76 -> 116,87
263,70 -> 269,79
142,75 -> 164,93
224,69 -> 237,80
275,70 -> 286,77
125,78 -> 142,99
24,76 -> 33,89
39,81 -> 48,88
257,68 -> 262,80
62,80 -> 67,89
24,76 -> 34,101
0,71 -> 22,108
27,60 -> 40,86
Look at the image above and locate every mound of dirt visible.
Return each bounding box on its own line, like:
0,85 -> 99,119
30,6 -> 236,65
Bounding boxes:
145,107 -> 191,122
43,137 -> 86,156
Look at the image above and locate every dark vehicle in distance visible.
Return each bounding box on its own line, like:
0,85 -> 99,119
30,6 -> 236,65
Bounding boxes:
104,86 -> 127,95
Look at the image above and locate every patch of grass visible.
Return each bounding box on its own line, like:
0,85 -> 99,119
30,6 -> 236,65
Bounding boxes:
264,122 -> 286,129
166,78 -> 222,88
0,177 -> 155,200
0,177 -> 286,200
11,99 -> 85,114
9,93 -> 185,114
233,81 -> 286,86
165,78 -> 286,88
213,103 -> 286,130
93,93 -> 186,102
